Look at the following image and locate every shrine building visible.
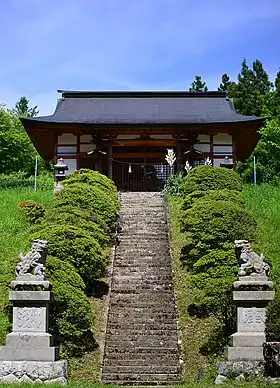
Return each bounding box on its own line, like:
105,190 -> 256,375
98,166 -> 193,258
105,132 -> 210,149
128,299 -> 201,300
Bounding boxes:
21,90 -> 264,191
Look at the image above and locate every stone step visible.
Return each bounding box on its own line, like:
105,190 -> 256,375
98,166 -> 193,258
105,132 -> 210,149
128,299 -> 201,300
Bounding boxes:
102,373 -> 180,384
102,365 -> 180,374
108,311 -> 176,318
103,357 -> 179,366
111,285 -> 173,292
104,346 -> 179,355
105,338 -> 178,347
107,328 -> 179,336
108,318 -> 177,326
106,323 -> 178,331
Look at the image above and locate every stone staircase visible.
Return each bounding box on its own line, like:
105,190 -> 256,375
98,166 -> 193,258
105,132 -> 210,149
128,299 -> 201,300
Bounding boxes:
102,192 -> 181,385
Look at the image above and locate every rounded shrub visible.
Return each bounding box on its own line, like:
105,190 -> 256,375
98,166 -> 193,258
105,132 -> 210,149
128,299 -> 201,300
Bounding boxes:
180,165 -> 242,195
18,200 -> 45,224
182,189 -> 244,210
54,183 -> 119,230
45,257 -> 94,355
181,200 -> 256,246
32,225 -> 106,285
43,207 -> 109,247
63,168 -> 117,197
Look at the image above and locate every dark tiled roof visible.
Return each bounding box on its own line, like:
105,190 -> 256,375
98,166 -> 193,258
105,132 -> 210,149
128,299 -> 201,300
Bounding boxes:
23,91 -> 263,125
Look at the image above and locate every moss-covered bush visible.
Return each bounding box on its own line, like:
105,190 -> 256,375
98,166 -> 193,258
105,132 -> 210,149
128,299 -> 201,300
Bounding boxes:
182,189 -> 244,210
53,183 -> 119,230
32,225 -> 106,285
63,168 -> 117,196
174,165 -> 257,356
179,165 -> 242,195
46,257 -> 94,356
18,200 -> 45,224
181,200 -> 256,267
43,208 -> 109,247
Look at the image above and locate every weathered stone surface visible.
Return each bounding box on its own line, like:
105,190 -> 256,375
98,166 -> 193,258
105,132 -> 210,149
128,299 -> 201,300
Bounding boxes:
13,305 -> 48,333
237,306 -> 266,332
0,346 -> 59,361
0,361 -> 67,383
6,332 -> 53,348
264,342 -> 280,377
217,360 -> 264,376
226,346 -> 263,361
102,192 -> 181,385
215,374 -> 227,384
231,332 -> 265,347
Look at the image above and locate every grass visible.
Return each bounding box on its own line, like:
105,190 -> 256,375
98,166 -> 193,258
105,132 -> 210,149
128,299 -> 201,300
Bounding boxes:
243,184 -> 280,283
0,187 -> 53,344
168,195 -> 218,384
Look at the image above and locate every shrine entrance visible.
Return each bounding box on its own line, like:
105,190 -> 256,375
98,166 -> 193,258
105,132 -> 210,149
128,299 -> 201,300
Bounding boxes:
112,159 -> 172,191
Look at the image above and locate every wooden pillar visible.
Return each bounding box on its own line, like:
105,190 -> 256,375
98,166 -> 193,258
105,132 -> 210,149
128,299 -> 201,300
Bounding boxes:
176,141 -> 182,173
232,135 -> 236,170
210,134 -> 214,165
77,132 -> 80,170
108,139 -> 113,179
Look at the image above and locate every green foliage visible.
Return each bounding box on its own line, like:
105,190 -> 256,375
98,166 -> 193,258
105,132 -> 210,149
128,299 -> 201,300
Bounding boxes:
237,118 -> 280,184
11,96 -> 39,117
189,75 -> 208,92
0,107 -> 47,175
218,73 -> 233,92
182,189 -> 244,210
181,201 -> 256,267
43,208 -> 109,247
46,256 -> 95,356
63,168 -> 117,196
54,182 -> 119,230
18,200 -> 45,224
32,224 -> 106,286
0,172 -> 53,189
164,172 -> 185,196
179,165 -> 242,195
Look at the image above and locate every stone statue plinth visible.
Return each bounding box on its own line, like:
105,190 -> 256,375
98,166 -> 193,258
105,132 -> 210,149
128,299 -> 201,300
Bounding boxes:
226,276 -> 275,361
0,240 -> 67,384
216,240 -> 275,383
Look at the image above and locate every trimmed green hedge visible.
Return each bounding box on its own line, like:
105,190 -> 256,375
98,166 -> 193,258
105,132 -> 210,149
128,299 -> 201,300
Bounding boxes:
175,165 -> 257,355
53,182 -> 119,230
29,170 -> 119,354
32,224 -> 106,286
179,165 -> 242,195
182,189 -> 244,210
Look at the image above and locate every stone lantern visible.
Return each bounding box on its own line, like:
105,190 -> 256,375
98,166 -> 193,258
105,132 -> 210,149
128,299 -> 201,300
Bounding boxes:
220,156 -> 234,169
54,158 -> 68,191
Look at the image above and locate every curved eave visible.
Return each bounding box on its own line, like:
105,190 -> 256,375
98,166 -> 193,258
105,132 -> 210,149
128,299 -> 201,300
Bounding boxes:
20,116 -> 266,126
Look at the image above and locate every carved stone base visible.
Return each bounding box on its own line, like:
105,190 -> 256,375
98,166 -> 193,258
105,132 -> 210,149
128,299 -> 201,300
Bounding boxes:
0,360 -> 67,384
215,361 -> 264,384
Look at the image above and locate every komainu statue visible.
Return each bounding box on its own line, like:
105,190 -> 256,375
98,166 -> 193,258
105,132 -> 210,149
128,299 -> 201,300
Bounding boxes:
234,239 -> 270,277
15,239 -> 48,278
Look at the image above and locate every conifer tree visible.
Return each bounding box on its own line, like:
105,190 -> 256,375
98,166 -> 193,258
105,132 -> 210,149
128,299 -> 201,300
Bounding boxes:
189,76 -> 208,92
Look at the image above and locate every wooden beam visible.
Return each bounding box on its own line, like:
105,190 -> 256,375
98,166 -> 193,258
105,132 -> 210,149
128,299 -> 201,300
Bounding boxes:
113,152 -> 165,159
112,139 -> 176,147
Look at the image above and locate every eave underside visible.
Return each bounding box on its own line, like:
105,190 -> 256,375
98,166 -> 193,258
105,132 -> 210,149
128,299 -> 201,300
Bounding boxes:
22,121 -> 261,162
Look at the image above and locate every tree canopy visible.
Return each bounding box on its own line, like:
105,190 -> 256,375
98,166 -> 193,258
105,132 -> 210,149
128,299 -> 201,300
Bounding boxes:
189,75 -> 208,92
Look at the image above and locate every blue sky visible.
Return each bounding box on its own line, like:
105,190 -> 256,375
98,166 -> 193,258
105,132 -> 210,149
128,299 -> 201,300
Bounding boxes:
1,0 -> 280,115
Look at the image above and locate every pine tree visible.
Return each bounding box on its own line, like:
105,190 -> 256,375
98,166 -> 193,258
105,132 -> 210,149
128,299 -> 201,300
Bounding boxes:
231,59 -> 272,116
12,96 -> 39,117
189,76 -> 208,92
218,74 -> 233,92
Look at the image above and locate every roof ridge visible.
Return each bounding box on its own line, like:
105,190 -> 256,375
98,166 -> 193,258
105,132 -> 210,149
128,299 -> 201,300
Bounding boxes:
57,90 -> 227,99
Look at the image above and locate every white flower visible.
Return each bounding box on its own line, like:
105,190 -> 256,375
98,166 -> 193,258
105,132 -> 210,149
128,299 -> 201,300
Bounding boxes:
204,157 -> 212,166
184,161 -> 192,173
165,149 -> 176,167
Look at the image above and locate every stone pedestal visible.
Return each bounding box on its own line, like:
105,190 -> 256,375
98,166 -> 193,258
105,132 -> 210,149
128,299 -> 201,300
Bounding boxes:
216,276 -> 275,383
0,267 -> 67,383
226,276 -> 274,362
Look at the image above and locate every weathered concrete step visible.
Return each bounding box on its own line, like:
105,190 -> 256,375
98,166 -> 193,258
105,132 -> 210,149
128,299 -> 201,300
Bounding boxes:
103,358 -> 179,366
108,318 -> 177,325
114,256 -> 171,263
109,304 -> 176,312
112,278 -> 173,285
105,338 -> 178,347
104,346 -> 179,355
111,285 -> 173,292
107,333 -> 178,342
113,268 -> 172,275
107,328 -> 179,336
110,310 -> 176,323
102,373 -> 180,384
106,323 -> 178,330
102,365 -> 180,374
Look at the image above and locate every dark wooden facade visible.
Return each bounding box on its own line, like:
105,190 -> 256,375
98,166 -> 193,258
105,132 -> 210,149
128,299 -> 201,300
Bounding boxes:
21,91 -> 263,191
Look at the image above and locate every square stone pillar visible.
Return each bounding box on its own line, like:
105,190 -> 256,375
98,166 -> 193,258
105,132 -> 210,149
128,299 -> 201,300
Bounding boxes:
0,240 -> 67,384
225,276 -> 275,362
